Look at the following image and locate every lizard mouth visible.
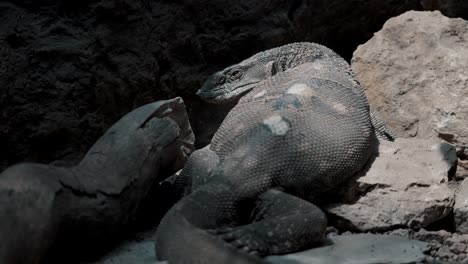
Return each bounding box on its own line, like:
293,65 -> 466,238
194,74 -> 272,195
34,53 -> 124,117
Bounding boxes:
197,82 -> 258,103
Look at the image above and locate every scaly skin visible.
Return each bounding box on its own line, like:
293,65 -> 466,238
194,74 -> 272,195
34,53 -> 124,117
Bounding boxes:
155,42 -> 380,263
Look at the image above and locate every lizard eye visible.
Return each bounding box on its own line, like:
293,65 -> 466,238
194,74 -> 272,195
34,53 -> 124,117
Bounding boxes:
229,70 -> 243,81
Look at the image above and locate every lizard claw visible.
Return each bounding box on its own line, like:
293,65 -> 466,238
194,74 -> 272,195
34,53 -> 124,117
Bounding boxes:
209,226 -> 267,256
208,227 -> 237,242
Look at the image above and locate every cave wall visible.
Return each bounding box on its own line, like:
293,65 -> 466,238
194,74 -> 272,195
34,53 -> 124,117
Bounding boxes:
1,0 -> 459,170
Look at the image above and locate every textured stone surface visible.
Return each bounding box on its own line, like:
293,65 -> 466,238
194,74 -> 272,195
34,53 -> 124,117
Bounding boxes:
0,1 -> 440,171
326,138 -> 457,231
456,159 -> 468,180
455,178 -> 468,233
388,229 -> 468,263
266,234 -> 428,264
352,11 -> 468,149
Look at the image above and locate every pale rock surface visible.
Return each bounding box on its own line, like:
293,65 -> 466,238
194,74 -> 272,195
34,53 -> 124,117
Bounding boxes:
456,159 -> 468,180
455,178 -> 468,233
326,138 -> 457,231
352,11 -> 468,149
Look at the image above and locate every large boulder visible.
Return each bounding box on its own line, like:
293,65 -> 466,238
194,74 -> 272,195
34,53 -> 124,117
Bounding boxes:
0,97 -> 194,264
352,11 -> 468,150
326,138 -> 457,232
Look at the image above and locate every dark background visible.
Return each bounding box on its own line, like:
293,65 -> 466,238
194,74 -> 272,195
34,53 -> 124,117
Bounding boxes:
1,0 -> 467,171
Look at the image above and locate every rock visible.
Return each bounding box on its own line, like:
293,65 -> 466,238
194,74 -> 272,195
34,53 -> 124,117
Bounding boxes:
351,11 -> 468,150
0,164 -> 62,264
266,234 -> 429,264
409,229 -> 453,244
390,229 -> 468,262
445,234 -> 468,262
455,178 -> 468,233
456,160 -> 468,180
326,138 -> 457,231
0,97 -> 194,263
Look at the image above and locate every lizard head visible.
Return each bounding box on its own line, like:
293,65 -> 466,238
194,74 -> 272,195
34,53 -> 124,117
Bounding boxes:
197,60 -> 273,104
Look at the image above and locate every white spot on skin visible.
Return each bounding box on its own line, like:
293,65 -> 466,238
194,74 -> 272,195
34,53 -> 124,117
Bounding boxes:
332,102 -> 348,114
310,62 -> 324,70
253,90 -> 267,99
263,115 -> 290,135
287,83 -> 315,97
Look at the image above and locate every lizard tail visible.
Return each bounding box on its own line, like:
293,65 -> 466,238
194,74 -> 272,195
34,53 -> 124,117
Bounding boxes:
154,187 -> 265,264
